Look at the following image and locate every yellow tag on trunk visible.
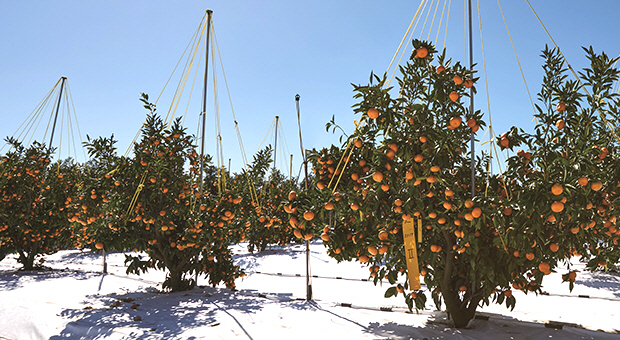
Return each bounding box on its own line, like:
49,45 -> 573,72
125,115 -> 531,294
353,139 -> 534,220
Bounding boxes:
403,218 -> 421,290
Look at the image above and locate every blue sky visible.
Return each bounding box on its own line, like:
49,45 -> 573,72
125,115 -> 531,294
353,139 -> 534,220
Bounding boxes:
1,1 -> 619,175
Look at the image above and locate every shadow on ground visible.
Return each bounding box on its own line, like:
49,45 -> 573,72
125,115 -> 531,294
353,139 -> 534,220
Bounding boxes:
49,286 -> 287,340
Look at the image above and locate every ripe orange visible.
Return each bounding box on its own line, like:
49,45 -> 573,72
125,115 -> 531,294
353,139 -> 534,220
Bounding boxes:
288,191 -> 297,201
415,46 -> 428,58
449,116 -> 462,128
359,255 -> 370,263
551,201 -> 564,213
556,119 -> 566,130
430,244 -> 442,252
500,137 -> 510,148
426,175 -> 436,183
95,242 -> 104,250
320,233 -> 330,241
394,199 -> 403,206
471,207 -> 482,218
372,171 -> 384,182
591,181 -> 603,191
414,154 -> 424,163
549,243 -> 559,252
368,246 -> 378,255
317,182 -> 326,190
367,108 -> 379,119
378,230 -> 389,241
350,203 -> 359,211
459,285 -> 467,292
303,211 -> 315,221
453,75 -> 463,85
436,65 -> 445,73
293,229 -> 303,239
578,177 -> 589,186
551,184 -> 563,196
324,202 -> 334,210
354,139 -> 363,148
525,252 -> 535,261
419,136 -> 427,143
464,79 -> 473,88
449,91 -> 459,102
464,199 -> 474,209
467,118 -> 476,128
556,102 -> 566,112
503,207 -> 513,216
381,184 -> 390,191
538,262 -> 551,274
430,165 -> 440,172
504,290 -> 513,297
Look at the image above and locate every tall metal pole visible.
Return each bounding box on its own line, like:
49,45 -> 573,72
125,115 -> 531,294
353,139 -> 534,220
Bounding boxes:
273,116 -> 279,171
199,10 -> 213,196
296,94 -> 312,301
49,77 -> 66,149
468,0 -> 475,199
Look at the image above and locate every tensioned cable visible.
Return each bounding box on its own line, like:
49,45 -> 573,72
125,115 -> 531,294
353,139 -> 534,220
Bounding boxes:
524,0 -> 620,144
211,24 -> 259,205
434,0 -> 449,46
419,0 -> 436,40
442,0 -> 452,50
387,0 -> 427,88
497,0 -> 537,117
426,0 -> 442,41
0,78 -> 59,154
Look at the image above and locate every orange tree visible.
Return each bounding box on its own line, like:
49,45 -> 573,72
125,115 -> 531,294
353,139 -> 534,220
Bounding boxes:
0,139 -> 78,270
81,95 -> 244,291
498,45 -> 620,280
232,146 -> 301,252
302,40 -> 620,328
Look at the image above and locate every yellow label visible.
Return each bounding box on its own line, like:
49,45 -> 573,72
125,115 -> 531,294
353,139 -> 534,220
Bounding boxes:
403,219 -> 421,290
417,216 -> 422,242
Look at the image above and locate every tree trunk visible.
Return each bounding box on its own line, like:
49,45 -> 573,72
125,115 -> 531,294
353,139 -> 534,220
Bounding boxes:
18,250 -> 37,271
440,229 -> 482,328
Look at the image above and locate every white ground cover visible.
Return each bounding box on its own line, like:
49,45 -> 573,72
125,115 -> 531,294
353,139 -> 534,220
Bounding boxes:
1,241 -> 619,339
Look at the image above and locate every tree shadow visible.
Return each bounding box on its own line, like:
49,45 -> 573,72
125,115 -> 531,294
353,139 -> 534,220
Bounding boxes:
50,286 -> 273,340
0,267 -> 97,291
576,271 -> 620,298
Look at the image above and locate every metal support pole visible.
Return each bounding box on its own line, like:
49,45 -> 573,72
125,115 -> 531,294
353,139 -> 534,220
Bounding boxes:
296,94 -> 312,301
468,0 -> 475,199
102,249 -> 108,274
49,77 -> 66,149
199,9 -> 213,196
274,116 -> 279,171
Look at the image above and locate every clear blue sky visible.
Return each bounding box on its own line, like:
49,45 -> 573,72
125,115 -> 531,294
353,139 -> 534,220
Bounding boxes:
2,1 -> 619,175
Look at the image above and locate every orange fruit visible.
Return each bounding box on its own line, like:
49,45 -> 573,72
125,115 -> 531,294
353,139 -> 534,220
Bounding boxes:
449,91 -> 459,102
95,242 -> 104,250
320,233 -> 330,241
459,285 -> 467,292
551,184 -> 563,196
368,246 -> 378,256
436,65 -> 446,73
430,165 -> 440,172
464,79 -> 473,88
449,116 -> 462,128
303,211 -> 315,221
354,139 -> 363,148
556,119 -> 566,130
538,262 -> 551,274
415,46 -> 428,58
556,102 -> 566,112
350,203 -> 359,211
372,171 -> 384,182
430,244 -> 442,252
414,154 -> 424,163
378,230 -> 389,241
578,177 -> 589,186
549,243 -> 559,252
359,255 -> 370,263
453,75 -> 463,85
324,202 -> 334,210
504,290 -> 513,297
426,175 -> 436,183
500,137 -> 510,148
464,199 -> 474,209
591,181 -> 603,191
467,118 -> 476,127
503,207 -> 513,216
288,191 -> 297,201
419,136 -> 427,143
293,229 -> 303,239
471,207 -> 482,218
551,201 -> 564,213
394,199 -> 403,206
367,108 -> 379,119
525,252 -> 535,260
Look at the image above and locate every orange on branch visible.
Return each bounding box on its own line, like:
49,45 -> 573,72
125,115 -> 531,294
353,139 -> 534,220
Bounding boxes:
367,108 -> 379,119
